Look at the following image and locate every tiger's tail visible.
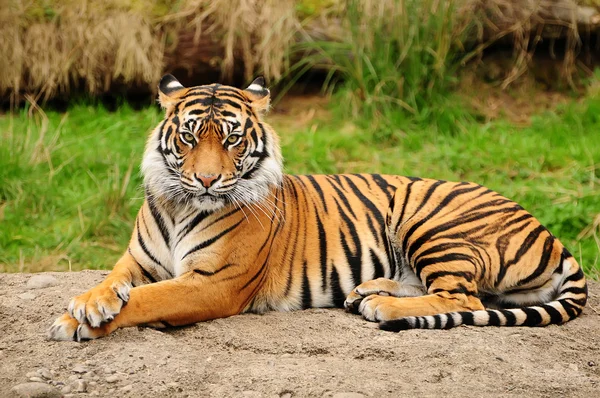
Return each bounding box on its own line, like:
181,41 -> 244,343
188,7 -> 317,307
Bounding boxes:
380,255 -> 588,331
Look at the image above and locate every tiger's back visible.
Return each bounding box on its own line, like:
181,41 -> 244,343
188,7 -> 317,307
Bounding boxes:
252,174 -> 587,330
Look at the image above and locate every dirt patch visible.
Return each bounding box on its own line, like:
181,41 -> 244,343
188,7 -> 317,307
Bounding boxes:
1,271 -> 599,397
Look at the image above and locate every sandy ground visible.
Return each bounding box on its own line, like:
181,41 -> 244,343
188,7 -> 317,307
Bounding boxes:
1,271 -> 599,398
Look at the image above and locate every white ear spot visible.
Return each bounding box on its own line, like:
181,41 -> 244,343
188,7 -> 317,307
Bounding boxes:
247,84 -> 264,92
167,81 -> 184,89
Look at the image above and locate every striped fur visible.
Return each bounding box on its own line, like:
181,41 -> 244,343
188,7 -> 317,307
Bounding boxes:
48,77 -> 587,341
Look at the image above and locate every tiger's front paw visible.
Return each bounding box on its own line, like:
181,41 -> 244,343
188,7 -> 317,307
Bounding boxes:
47,313 -> 79,341
68,279 -> 131,327
47,313 -> 113,341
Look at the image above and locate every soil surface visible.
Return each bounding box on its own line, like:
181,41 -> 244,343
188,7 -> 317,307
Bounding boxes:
1,271 -> 599,398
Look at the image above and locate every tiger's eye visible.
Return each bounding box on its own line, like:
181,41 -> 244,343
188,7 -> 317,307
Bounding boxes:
227,135 -> 241,145
182,133 -> 195,143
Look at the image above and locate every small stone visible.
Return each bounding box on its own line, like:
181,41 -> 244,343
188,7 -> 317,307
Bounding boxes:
280,353 -> 292,359
83,371 -> 95,378
102,366 -> 116,374
18,292 -> 37,300
166,382 -> 178,388
26,274 -> 59,290
25,372 -> 38,378
84,360 -> 96,366
28,377 -> 44,383
89,381 -> 97,387
106,375 -> 120,383
588,361 -> 597,367
90,391 -> 100,396
67,375 -> 80,382
121,384 -> 133,392
72,364 -> 87,374
61,385 -> 72,394
280,393 -> 292,398
11,382 -> 61,398
74,379 -> 87,393
37,368 -> 53,380
568,364 -> 578,371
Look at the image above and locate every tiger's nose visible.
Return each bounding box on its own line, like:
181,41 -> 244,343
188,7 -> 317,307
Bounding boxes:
195,174 -> 219,188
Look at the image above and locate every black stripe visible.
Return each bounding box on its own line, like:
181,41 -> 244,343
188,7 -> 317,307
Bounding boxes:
370,174 -> 393,201
183,220 -> 243,259
146,198 -> 171,250
128,248 -> 158,283
415,253 -> 475,281
301,261 -> 312,309
342,175 -> 386,227
315,212 -> 328,291
395,181 -> 415,233
330,266 -> 346,307
334,198 -> 362,287
460,311 -> 474,325
541,304 -> 564,324
326,176 -> 357,219
559,286 -> 587,295
177,210 -> 211,242
522,307 -> 543,326
193,263 -> 234,276
414,316 -> 422,328
304,175 -> 328,213
370,249 -> 385,279
443,314 -> 455,329
136,218 -> 173,277
496,225 -> 547,286
404,183 -> 481,261
487,310 -> 501,326
519,235 -> 556,285
500,309 -> 517,326
434,315 -> 442,328
563,268 -> 585,283
425,271 -> 474,289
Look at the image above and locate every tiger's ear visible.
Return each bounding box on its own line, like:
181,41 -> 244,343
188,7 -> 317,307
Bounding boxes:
243,77 -> 270,114
158,74 -> 188,112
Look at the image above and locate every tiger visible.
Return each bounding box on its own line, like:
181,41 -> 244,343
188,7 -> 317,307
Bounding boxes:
48,75 -> 587,341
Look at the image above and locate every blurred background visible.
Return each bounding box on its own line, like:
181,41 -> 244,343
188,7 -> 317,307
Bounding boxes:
0,0 -> 599,276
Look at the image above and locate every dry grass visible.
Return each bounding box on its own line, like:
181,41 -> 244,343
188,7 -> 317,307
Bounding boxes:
0,0 -> 303,102
1,0 -> 599,102
465,0 -> 600,88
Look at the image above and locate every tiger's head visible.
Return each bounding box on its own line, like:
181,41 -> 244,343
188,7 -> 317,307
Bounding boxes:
142,75 -> 283,212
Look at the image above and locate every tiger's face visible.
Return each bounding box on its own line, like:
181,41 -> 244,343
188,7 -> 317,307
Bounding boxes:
142,75 -> 283,212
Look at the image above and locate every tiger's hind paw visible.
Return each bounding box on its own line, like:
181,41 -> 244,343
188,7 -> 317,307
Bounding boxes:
344,278 -> 424,314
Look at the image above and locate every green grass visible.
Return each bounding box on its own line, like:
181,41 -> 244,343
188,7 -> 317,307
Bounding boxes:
0,94 -> 599,276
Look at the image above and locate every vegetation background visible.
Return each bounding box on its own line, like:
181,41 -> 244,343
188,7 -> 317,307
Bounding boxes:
1,0 -> 599,277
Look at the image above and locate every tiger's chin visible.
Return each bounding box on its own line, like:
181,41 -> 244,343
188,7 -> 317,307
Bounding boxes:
192,195 -> 228,212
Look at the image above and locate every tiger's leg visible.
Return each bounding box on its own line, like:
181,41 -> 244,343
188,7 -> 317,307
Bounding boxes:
358,263 -> 484,322
344,277 -> 426,314
48,251 -> 153,340
52,271 -> 249,341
